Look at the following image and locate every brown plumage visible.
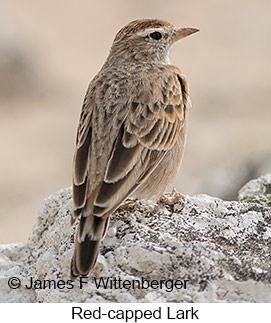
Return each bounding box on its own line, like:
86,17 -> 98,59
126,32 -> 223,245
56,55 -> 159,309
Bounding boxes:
71,18 -> 199,277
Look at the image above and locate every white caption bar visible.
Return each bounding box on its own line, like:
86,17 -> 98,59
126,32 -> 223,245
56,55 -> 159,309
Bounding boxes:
1,303 -> 269,322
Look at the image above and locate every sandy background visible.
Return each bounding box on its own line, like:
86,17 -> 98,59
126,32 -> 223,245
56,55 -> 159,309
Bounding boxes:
0,0 -> 271,243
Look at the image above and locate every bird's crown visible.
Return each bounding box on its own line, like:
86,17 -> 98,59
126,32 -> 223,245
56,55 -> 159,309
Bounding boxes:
114,18 -> 174,43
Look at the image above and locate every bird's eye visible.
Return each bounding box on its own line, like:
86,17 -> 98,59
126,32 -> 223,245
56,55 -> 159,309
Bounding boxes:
149,31 -> 162,40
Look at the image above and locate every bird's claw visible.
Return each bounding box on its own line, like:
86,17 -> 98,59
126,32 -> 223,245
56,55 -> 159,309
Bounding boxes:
158,188 -> 184,206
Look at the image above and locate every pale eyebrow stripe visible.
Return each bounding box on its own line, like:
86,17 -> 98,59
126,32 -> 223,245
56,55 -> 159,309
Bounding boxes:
136,27 -> 165,37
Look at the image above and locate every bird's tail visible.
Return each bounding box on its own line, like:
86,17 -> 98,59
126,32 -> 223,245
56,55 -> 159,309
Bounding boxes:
71,215 -> 110,278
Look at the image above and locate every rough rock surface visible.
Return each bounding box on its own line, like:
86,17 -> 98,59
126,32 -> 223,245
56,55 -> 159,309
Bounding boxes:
0,174 -> 271,303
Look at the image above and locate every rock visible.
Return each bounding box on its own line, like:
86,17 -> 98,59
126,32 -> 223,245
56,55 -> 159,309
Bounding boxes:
0,176 -> 271,302
199,155 -> 271,201
238,173 -> 271,200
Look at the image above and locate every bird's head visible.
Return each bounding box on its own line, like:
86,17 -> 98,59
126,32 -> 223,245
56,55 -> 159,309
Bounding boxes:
109,18 -> 199,65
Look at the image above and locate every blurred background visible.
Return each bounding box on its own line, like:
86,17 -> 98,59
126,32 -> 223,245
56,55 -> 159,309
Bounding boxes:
0,0 -> 271,243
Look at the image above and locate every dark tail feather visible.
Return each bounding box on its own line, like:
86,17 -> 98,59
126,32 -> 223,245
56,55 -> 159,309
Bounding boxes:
71,215 -> 110,278
71,238 -> 101,278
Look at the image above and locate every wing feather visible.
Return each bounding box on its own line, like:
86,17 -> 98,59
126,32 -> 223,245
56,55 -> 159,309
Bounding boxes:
72,87 -> 94,215
72,68 -> 189,222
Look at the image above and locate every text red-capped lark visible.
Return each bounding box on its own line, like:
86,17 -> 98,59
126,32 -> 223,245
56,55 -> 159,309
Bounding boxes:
71,18 -> 199,277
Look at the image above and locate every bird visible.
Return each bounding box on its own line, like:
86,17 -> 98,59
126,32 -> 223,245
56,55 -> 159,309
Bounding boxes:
70,18 -> 199,278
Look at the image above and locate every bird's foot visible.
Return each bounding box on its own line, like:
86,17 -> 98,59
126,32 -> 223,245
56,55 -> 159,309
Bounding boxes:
158,188 -> 184,206
118,200 -> 135,209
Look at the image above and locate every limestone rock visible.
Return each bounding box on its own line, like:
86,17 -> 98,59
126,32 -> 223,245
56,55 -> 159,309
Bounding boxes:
0,176 -> 271,302
238,173 -> 271,200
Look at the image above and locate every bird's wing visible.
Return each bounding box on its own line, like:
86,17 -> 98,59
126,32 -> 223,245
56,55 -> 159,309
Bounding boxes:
72,85 -> 95,220
72,69 -> 189,221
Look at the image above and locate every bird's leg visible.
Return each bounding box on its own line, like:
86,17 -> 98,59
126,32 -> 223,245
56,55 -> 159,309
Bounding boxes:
158,188 -> 184,206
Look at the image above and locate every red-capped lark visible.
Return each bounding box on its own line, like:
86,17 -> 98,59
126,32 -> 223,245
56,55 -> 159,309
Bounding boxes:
71,18 -> 199,277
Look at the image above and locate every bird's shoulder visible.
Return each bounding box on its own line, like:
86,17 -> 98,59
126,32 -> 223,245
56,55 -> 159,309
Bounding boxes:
89,62 -> 186,94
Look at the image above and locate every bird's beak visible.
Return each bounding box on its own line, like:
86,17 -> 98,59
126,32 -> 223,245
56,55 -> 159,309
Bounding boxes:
172,27 -> 199,43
